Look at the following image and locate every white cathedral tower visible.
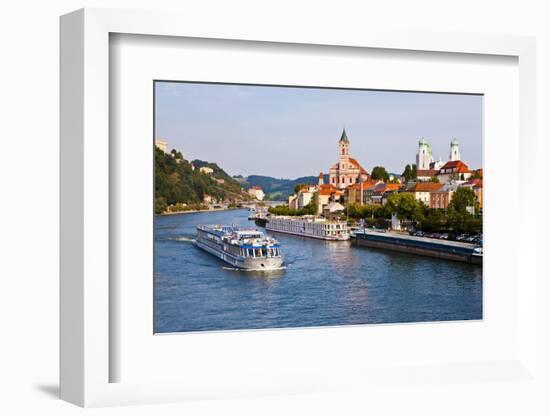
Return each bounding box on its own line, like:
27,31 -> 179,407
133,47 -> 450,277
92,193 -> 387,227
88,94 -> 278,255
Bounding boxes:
416,138 -> 433,170
449,138 -> 461,161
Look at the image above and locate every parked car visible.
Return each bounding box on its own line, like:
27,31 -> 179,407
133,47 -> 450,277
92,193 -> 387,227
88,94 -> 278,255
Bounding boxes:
473,236 -> 483,245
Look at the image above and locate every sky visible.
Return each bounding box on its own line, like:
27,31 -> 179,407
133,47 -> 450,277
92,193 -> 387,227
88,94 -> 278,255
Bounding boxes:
155,82 -> 483,178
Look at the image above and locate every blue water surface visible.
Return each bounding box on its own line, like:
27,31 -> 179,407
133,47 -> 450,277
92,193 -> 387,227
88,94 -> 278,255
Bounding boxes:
154,209 -> 482,333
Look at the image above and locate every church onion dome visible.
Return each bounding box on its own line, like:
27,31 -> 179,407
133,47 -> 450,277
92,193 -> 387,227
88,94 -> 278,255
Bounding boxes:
339,128 -> 349,143
318,172 -> 324,178
418,137 -> 433,154
451,138 -> 459,146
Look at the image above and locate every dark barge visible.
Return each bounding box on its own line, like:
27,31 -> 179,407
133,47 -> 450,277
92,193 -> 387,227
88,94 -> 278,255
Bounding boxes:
352,230 -> 482,265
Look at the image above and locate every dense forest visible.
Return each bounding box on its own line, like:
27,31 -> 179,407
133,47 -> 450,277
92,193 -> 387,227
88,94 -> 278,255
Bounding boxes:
155,147 -> 250,214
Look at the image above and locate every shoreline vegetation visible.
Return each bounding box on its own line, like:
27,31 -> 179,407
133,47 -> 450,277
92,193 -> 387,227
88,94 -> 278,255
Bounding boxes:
158,201 -> 248,216
158,205 -> 244,216
155,146 -> 255,214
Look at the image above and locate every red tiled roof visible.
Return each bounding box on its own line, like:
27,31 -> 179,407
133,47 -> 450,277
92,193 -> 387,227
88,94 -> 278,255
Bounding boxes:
440,160 -> 470,173
318,184 -> 340,196
385,183 -> 401,191
416,169 -> 439,177
411,182 -> 444,192
346,180 -> 378,191
348,158 -> 369,175
463,178 -> 483,188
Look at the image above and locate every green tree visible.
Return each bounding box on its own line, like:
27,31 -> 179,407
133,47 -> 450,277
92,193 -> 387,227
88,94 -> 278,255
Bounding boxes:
430,176 -> 440,183
411,164 -> 417,179
449,187 -> 476,213
155,197 -> 168,215
447,210 -> 481,233
371,166 -> 390,181
420,208 -> 445,232
385,192 -> 424,221
345,203 -> 383,220
294,183 -> 307,193
402,164 -> 413,182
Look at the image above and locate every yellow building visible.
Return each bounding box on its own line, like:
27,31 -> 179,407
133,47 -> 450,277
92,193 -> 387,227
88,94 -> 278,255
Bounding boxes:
155,138 -> 168,153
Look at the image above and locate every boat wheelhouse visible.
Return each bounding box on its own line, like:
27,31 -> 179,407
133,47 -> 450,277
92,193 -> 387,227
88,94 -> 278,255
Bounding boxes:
195,225 -> 284,270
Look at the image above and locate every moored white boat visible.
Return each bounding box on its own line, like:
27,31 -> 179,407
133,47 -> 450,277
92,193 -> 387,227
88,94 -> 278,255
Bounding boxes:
266,216 -> 350,241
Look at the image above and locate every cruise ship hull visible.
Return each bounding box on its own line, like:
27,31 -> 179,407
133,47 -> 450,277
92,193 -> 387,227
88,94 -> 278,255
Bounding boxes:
265,227 -> 350,241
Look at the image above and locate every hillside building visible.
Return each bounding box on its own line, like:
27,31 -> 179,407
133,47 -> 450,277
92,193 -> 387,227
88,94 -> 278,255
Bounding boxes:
199,166 -> 214,174
247,186 -> 265,201
155,138 -> 168,153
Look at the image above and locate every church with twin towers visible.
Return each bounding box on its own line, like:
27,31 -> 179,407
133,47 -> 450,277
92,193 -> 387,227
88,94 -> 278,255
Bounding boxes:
416,137 -> 461,171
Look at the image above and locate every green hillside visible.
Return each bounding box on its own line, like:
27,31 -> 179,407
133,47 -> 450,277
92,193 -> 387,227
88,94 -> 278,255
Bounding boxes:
155,148 -> 250,214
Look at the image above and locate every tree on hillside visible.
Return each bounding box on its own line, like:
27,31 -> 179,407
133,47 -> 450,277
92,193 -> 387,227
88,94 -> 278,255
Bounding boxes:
170,149 -> 184,161
370,166 -> 390,181
449,187 -> 476,213
385,192 -> 424,221
294,183 -> 308,193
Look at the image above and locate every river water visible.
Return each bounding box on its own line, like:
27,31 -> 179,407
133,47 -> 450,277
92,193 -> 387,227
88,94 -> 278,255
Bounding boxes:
154,208 -> 482,333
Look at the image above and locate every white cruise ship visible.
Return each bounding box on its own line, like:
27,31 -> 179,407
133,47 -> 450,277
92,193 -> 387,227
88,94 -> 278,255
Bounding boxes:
196,225 -> 284,270
266,216 -> 350,241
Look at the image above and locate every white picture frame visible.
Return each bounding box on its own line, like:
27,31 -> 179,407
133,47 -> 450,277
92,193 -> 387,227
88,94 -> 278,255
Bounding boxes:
60,8 -> 538,407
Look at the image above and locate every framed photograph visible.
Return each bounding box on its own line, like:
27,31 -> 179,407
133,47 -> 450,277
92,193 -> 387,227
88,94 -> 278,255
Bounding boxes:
60,8 -> 538,407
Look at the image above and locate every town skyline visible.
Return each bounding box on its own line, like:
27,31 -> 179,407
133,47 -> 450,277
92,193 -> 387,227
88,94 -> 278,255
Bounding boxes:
155,82 -> 483,178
